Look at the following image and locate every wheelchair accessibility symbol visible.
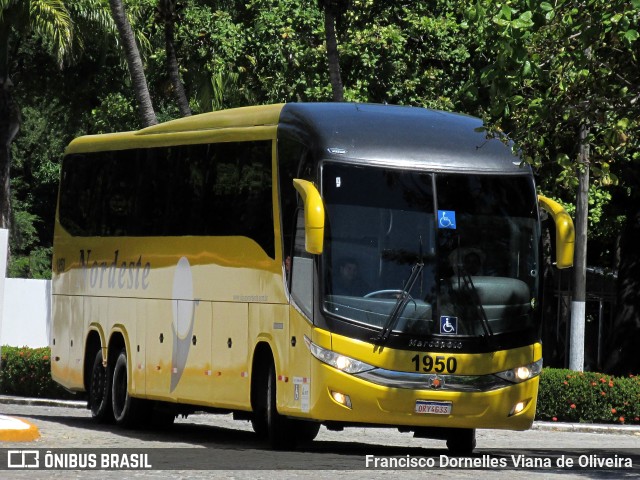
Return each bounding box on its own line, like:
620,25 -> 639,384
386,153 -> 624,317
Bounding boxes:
437,210 -> 456,229
440,316 -> 458,335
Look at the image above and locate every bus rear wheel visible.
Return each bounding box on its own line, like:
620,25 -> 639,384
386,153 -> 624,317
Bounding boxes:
111,349 -> 141,427
89,349 -> 112,422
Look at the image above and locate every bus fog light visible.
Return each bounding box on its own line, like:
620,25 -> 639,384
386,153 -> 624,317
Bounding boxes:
330,390 -> 352,409
509,399 -> 529,416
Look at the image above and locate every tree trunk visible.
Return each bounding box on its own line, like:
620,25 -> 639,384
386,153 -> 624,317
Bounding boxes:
164,13 -> 191,117
108,0 -> 157,127
323,8 -> 344,102
569,123 -> 590,371
0,23 -> 20,232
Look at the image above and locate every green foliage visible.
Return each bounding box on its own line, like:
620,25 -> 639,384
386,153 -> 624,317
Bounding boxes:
560,185 -> 626,245
466,0 -> 639,175
0,0 -> 75,66
341,1 -> 470,108
7,0 -> 640,274
465,0 -> 640,266
7,201 -> 52,278
90,92 -> 139,133
0,346 -> 76,399
8,246 -> 52,278
241,0 -> 327,103
536,368 -> 640,424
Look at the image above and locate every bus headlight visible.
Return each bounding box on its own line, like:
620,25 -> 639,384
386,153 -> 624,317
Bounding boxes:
494,359 -> 543,383
304,336 -> 375,374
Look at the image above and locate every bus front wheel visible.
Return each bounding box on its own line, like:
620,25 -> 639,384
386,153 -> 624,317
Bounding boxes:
295,421 -> 321,444
111,349 -> 140,427
252,361 -> 321,448
89,349 -> 112,422
446,428 -> 476,454
252,362 -> 295,449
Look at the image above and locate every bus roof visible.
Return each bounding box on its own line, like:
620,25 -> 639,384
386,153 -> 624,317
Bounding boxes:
65,102 -> 529,175
279,103 -> 528,174
64,104 -> 285,154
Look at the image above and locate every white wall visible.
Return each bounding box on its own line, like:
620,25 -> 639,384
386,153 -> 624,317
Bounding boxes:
0,278 -> 51,348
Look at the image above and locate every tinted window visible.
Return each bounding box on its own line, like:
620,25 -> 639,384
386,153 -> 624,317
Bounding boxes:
59,141 -> 274,258
322,163 -> 436,332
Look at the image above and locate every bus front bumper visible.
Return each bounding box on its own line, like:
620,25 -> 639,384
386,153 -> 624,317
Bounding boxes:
305,362 -> 539,431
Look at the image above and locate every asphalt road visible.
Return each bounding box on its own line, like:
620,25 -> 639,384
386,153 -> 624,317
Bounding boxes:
1,399 -> 639,479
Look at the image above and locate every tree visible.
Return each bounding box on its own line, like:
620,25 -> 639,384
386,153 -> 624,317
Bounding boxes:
239,0 -> 325,104
317,0 -> 348,102
464,0 -> 639,370
340,1 -> 470,108
156,0 -> 190,116
108,0 -> 157,127
0,0 -> 73,231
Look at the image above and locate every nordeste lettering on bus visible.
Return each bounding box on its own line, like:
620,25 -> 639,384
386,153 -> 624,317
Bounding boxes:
78,249 -> 151,290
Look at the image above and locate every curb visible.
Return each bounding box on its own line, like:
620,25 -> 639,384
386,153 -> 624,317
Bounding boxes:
532,420 -> 640,435
0,395 -> 86,409
0,415 -> 41,442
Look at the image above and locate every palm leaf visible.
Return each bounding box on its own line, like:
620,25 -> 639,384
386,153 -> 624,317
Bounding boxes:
29,0 -> 73,64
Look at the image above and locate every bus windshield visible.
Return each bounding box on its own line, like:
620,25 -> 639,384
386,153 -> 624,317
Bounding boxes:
321,162 -> 539,339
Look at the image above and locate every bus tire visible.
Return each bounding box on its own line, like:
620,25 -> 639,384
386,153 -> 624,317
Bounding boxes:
111,348 -> 140,427
89,349 -> 112,422
253,361 -> 295,449
295,421 -> 321,444
266,362 -> 295,449
446,428 -> 476,454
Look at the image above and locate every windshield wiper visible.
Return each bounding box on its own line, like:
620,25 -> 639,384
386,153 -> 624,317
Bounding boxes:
458,268 -> 493,337
371,261 -> 424,345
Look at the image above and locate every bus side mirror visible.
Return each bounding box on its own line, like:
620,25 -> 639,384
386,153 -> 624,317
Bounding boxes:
293,179 -> 325,255
538,195 -> 575,269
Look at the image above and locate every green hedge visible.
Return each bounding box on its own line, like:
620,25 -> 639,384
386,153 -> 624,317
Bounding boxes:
1,347 -> 639,425
0,346 -> 77,400
536,368 -> 640,424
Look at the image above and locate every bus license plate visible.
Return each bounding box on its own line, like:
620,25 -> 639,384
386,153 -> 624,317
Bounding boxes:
415,400 -> 452,415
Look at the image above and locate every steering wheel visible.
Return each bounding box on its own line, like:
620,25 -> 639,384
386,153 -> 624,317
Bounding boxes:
364,289 -> 412,300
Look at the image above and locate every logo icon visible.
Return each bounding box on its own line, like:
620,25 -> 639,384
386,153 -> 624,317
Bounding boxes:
8,450 -> 39,469
437,210 -> 456,229
440,316 -> 458,335
429,376 -> 445,389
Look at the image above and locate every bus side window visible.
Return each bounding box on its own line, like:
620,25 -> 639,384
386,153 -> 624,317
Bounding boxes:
290,207 -> 314,320
278,136 -> 313,289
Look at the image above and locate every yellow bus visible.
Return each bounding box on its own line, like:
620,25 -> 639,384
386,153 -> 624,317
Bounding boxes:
51,103 -> 574,453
